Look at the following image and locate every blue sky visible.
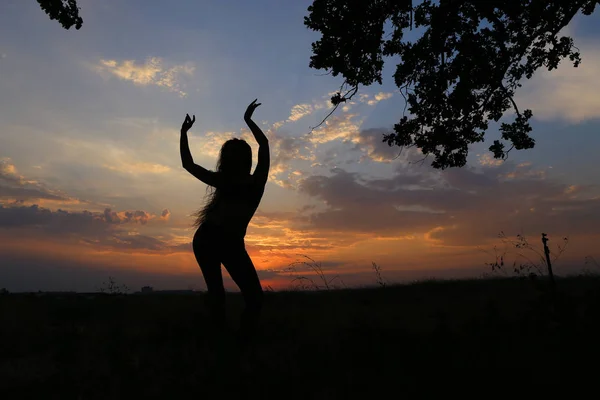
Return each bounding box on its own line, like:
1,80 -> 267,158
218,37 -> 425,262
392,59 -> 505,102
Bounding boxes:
0,0 -> 599,292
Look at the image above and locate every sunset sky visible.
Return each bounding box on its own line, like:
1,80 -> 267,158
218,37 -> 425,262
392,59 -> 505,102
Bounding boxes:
1,0 -> 599,292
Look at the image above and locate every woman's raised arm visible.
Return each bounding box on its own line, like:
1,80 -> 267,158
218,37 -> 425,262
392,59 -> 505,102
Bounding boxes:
244,100 -> 268,146
244,100 -> 270,186
180,114 -> 220,187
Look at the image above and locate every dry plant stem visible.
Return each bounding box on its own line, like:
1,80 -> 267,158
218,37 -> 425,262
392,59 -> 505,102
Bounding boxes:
287,255 -> 343,291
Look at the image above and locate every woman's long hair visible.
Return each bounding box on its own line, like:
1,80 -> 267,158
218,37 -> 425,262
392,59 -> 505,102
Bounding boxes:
192,138 -> 252,228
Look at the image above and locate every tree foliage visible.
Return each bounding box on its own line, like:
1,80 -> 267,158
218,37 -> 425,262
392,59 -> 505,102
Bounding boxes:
37,0 -> 82,30
305,0 -> 599,169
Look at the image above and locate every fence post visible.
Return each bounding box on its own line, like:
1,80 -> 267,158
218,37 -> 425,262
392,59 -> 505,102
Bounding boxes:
541,233 -> 556,295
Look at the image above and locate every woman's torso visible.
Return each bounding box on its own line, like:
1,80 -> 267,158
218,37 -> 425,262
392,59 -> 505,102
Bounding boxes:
203,175 -> 265,238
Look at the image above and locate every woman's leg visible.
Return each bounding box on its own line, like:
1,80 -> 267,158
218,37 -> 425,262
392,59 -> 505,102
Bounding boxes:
192,226 -> 226,329
221,242 -> 264,345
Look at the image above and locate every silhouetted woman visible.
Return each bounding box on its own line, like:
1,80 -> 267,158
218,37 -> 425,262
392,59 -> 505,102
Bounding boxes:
180,99 -> 269,347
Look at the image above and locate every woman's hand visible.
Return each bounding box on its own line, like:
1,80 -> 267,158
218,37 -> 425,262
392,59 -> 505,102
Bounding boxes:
244,99 -> 261,121
181,113 -> 196,133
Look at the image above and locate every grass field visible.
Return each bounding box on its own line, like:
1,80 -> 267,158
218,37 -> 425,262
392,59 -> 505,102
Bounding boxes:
2,275 -> 600,398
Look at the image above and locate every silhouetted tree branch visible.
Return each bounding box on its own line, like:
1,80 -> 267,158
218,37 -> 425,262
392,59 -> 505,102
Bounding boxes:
305,0 -> 598,169
310,81 -> 359,132
37,0 -> 83,30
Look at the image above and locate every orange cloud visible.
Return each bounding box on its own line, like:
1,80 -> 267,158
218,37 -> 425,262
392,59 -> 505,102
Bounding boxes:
478,153 -> 504,167
93,57 -> 195,97
288,103 -> 315,122
160,209 -> 171,221
104,161 -> 171,175
365,92 -> 394,105
0,158 -> 84,207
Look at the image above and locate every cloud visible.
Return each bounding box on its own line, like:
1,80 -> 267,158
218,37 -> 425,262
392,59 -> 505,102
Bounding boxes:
1,158 -> 35,185
50,134 -> 174,181
250,89 -> 399,186
515,34 -> 600,123
190,130 -> 238,160
296,162 -> 600,246
102,208 -> 154,225
365,92 -> 394,106
272,121 -> 286,130
298,168 -> 444,234
249,110 -> 417,188
267,131 -> 316,188
352,128 -> 400,163
246,209 -> 368,259
93,57 -> 195,97
1,159 -> 178,252
0,204 -> 182,253
478,153 -> 504,167
306,113 -> 427,165
309,113 -> 363,144
0,158 -> 81,205
288,103 -> 315,122
284,98 -> 331,124
105,161 -> 171,175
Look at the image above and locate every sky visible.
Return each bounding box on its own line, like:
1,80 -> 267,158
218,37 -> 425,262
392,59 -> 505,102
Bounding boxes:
0,0 -> 599,292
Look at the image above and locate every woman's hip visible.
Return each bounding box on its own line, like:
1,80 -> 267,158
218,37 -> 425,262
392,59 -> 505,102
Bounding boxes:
193,221 -> 244,249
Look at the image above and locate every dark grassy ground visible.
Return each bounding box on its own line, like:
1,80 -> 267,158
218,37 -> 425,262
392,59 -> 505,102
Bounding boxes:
2,276 -> 600,398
